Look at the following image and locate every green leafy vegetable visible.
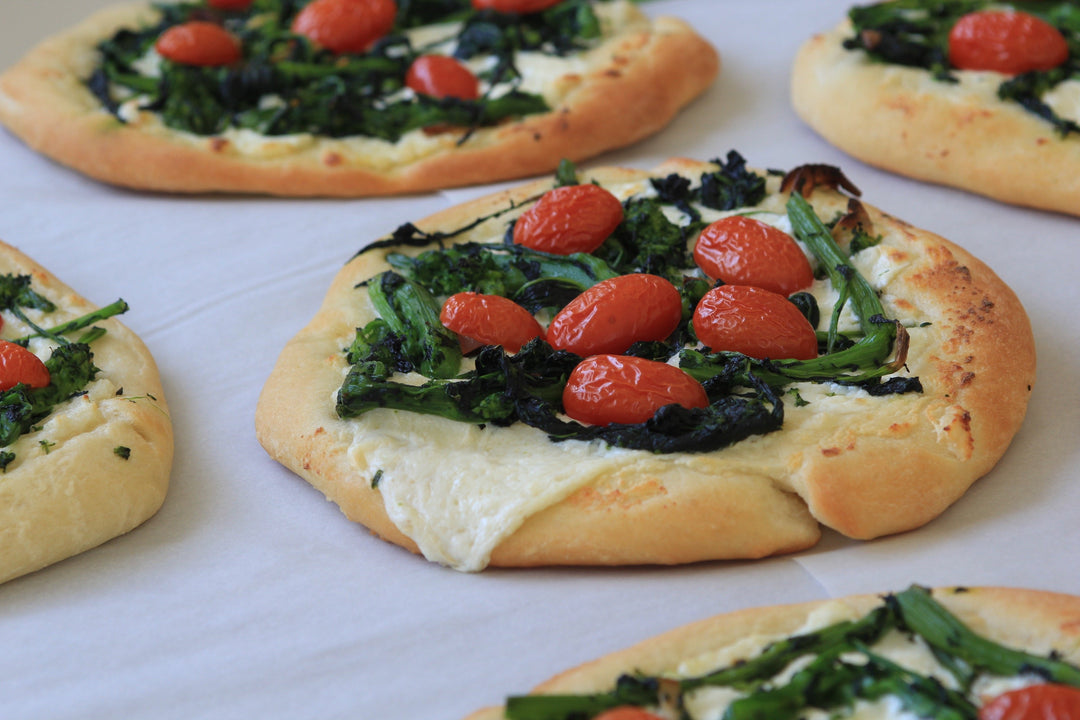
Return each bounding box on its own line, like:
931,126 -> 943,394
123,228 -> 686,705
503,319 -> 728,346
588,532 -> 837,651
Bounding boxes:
505,586 -> 1080,720
88,0 -> 611,140
844,0 -> 1080,131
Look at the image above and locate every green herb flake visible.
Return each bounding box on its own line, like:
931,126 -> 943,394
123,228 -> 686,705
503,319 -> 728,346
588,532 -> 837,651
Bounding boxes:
114,446 -> 131,460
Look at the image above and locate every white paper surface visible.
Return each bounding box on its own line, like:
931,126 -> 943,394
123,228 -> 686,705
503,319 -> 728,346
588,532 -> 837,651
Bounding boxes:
0,1 -> 1078,719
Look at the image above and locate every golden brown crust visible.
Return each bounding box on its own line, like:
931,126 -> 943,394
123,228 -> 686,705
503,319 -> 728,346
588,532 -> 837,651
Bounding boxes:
462,586 -> 1080,719
0,2 -> 718,197
792,20 -> 1080,216
0,240 -> 172,584
254,157 -> 1035,570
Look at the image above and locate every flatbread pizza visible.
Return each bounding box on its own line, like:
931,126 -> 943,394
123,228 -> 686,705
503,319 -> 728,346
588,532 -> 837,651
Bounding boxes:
0,241 -> 172,584
255,153 -> 1035,571
463,585 -> 1080,720
792,0 -> 1080,216
0,0 -> 717,196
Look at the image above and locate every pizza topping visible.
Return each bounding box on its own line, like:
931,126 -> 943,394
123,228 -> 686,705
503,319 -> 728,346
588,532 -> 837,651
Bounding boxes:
471,0 -> 566,13
405,55 -> 480,100
547,274 -> 682,356
513,185 -> 625,255
562,354 -> 708,426
440,292 -> 543,353
949,11 -> 1069,75
291,0 -> 397,55
155,21 -> 242,67
507,586 -> 1080,720
340,157 -> 921,456
693,285 -> 818,361
980,684 -> 1080,720
0,341 -> 50,392
844,1 -> 1080,136
693,216 -> 814,296
88,0 -> 630,141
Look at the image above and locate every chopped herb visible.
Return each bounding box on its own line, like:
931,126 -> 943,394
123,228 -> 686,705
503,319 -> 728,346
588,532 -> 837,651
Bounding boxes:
114,446 -> 131,460
0,451 -> 14,472
38,439 -> 56,454
371,469 -> 384,488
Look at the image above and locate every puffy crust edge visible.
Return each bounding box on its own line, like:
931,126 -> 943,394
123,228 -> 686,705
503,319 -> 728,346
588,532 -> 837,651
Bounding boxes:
462,586 -> 1080,719
0,3 -> 718,197
791,21 -> 1080,216
254,158 -> 1035,568
0,240 -> 173,584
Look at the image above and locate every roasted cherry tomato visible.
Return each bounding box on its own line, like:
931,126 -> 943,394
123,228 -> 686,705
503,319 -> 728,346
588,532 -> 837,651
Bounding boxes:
692,285 -> 818,360
547,274 -> 682,357
563,354 -> 708,426
949,10 -> 1069,74
208,0 -> 253,10
155,21 -> 242,66
980,684 -> 1080,720
0,340 -> 50,392
291,0 -> 397,55
693,215 -> 814,297
406,55 -> 480,100
440,292 -> 544,353
471,0 -> 564,13
513,184 -> 624,255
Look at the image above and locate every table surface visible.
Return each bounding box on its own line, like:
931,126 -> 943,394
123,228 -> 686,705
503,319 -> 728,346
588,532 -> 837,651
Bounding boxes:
1,2 -> 1077,719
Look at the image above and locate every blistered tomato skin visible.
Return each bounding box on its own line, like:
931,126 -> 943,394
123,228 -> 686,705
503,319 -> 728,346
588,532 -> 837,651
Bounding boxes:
693,285 -> 818,360
0,340 -> 51,392
979,684 -> 1080,720
547,274 -> 682,357
513,185 -> 624,255
694,215 -> 814,297
471,0 -> 565,13
949,11 -> 1069,75
155,22 -> 242,66
207,0 -> 253,9
440,292 -> 543,354
406,56 -> 481,100
563,355 -> 708,426
291,0 -> 397,55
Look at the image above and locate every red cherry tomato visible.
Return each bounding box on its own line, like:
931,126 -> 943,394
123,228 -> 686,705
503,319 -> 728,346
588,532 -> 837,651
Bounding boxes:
949,10 -> 1069,74
980,684 -> 1080,720
406,55 -> 480,100
563,354 -> 708,426
547,274 -> 682,357
471,0 -> 564,13
291,0 -> 397,54
692,285 -> 818,360
693,215 -> 814,297
592,708 -> 668,720
155,21 -> 242,66
513,185 -> 624,256
0,341 -> 50,392
440,292 -> 544,354
208,0 -> 253,10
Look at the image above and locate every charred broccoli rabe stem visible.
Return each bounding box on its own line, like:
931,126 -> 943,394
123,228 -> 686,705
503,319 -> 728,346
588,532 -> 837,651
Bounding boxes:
504,586 -> 1080,720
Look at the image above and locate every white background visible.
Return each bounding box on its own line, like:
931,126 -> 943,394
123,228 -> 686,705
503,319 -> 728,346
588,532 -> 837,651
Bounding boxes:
0,1 -> 1077,718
